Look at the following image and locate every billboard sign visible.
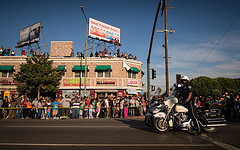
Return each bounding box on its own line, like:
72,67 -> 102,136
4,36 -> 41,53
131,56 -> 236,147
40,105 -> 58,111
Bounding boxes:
89,18 -> 120,43
17,22 -> 41,48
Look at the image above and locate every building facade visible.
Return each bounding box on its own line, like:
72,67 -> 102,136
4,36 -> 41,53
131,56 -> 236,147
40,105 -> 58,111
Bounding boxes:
0,56 -> 143,98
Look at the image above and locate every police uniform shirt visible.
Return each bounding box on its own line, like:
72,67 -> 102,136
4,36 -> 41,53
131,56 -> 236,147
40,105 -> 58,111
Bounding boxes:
181,83 -> 193,101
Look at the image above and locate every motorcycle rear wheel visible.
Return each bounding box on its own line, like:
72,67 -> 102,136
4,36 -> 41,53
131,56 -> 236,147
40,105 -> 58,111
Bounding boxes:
153,118 -> 169,132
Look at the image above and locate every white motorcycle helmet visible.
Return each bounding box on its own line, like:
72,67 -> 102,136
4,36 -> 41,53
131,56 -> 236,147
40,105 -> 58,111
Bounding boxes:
181,75 -> 189,81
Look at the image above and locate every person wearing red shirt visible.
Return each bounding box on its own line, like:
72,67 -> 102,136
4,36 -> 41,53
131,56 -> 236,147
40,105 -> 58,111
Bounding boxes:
85,97 -> 90,118
21,96 -> 28,119
21,50 -> 26,56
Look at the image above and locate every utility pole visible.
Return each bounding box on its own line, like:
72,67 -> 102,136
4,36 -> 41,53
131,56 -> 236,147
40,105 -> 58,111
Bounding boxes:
157,0 -> 175,96
164,0 -> 170,96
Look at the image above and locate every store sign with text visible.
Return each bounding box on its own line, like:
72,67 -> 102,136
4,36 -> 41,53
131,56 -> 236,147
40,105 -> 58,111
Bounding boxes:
0,80 -> 21,85
127,80 -> 138,87
97,81 -> 115,84
63,78 -> 88,86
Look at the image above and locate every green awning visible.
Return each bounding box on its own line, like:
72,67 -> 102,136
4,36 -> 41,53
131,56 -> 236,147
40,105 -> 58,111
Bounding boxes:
95,65 -> 111,71
0,65 -> 14,71
72,65 -> 88,71
57,65 -> 65,71
131,67 -> 140,73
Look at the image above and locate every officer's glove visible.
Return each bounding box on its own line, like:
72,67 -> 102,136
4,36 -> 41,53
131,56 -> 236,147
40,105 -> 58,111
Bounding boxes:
182,101 -> 187,106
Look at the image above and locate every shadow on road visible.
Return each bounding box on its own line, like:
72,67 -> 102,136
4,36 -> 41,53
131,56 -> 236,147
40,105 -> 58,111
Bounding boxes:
114,118 -> 157,133
114,118 -> 194,136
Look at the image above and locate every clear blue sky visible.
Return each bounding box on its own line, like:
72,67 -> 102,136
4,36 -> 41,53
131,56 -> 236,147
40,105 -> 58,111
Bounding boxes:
1,0 -> 240,92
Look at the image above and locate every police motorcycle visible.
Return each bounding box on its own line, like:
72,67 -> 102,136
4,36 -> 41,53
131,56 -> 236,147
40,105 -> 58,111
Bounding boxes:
145,88 -> 164,127
152,83 -> 227,134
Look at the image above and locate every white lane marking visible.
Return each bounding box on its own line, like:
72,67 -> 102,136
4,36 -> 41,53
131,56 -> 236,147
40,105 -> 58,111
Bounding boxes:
201,134 -> 240,150
0,143 -> 214,147
6,125 -> 147,128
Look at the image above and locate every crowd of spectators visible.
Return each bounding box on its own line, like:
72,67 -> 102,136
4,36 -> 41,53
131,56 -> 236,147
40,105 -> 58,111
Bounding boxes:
0,94 -> 149,120
1,46 -> 137,60
1,92 -> 239,121
77,48 -> 137,60
0,46 -> 15,56
0,46 -> 45,57
193,92 -> 240,121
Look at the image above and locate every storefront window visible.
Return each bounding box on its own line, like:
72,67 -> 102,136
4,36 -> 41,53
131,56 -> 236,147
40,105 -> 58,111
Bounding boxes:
75,71 -> 88,77
1,71 -> 7,77
82,71 -> 88,77
132,73 -> 136,79
105,70 -> 111,77
97,70 -> 111,78
75,72 -> 81,77
8,71 -> 14,78
97,71 -> 103,77
128,72 -> 131,78
128,72 -> 137,79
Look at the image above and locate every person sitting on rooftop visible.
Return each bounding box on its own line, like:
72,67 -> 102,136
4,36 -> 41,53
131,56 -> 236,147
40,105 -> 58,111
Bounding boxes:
108,52 -> 112,59
133,55 -> 137,60
11,50 -> 15,56
117,49 -> 120,58
95,51 -> 99,57
29,49 -> 34,57
77,52 -> 80,58
80,52 -> 84,59
128,54 -> 133,59
90,52 -> 93,57
21,50 -> 26,56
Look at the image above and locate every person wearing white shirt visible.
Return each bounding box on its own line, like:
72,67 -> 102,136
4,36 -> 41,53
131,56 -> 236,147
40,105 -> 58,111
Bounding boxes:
105,98 -> 109,118
130,97 -> 136,117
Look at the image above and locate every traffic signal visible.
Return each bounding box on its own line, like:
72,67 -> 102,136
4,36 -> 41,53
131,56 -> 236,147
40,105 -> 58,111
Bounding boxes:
176,74 -> 181,84
152,69 -> 156,79
151,85 -> 155,91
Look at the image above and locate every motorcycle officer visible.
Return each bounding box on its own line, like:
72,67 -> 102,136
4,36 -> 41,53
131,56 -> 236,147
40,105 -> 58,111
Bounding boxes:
180,76 -> 200,134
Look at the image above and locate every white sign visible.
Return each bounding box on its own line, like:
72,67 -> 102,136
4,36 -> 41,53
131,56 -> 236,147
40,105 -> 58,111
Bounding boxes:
127,80 -> 138,87
89,18 -> 120,43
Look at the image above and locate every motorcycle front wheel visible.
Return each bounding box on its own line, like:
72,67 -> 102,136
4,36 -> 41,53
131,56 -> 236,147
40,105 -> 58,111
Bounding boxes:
153,118 -> 169,132
203,127 -> 216,133
145,116 -> 153,127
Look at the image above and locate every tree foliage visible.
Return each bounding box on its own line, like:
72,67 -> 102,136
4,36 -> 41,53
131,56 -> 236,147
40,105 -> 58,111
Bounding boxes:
190,76 -> 240,97
157,87 -> 162,95
14,54 -> 63,99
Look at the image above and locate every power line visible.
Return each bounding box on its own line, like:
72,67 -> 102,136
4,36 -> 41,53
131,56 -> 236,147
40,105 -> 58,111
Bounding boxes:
190,13 -> 240,78
153,49 -> 164,69
152,14 -> 165,70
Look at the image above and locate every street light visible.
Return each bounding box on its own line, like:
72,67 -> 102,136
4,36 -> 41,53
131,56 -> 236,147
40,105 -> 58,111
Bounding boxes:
80,6 -> 88,96
79,53 -> 83,97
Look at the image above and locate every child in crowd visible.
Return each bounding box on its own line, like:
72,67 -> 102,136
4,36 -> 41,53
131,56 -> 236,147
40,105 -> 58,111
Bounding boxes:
89,102 -> 93,119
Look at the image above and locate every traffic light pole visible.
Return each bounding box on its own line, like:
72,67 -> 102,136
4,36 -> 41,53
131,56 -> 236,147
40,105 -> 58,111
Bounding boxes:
147,0 -> 162,100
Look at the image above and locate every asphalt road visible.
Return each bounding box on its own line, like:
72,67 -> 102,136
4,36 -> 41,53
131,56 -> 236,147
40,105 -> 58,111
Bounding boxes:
0,118 -> 239,150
